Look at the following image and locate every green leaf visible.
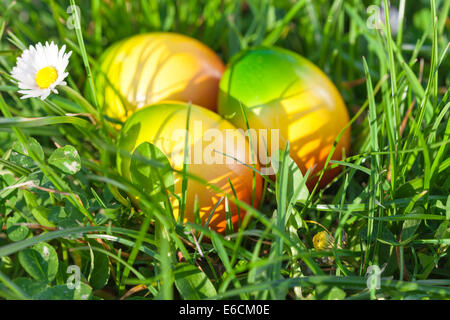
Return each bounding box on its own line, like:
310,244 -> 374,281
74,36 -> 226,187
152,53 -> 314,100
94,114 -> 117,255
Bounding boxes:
48,202 -> 84,229
13,138 -> 45,162
377,226 -> 399,246
0,174 -> 20,210
434,221 -> 449,240
48,145 -> 81,175
130,142 -> 174,197
272,149 -> 309,206
174,263 -> 217,300
10,151 -> 36,169
396,178 -> 424,198
6,213 -> 30,242
1,173 -> 19,189
0,256 -> 14,275
34,283 -> 93,300
18,242 -> 59,283
9,138 -> 45,169
315,285 -> 346,300
13,278 -> 49,298
87,242 -> 110,290
401,208 -> 422,244
0,158 -> 31,176
23,190 -> 56,228
446,195 -> 450,220
30,207 -> 56,228
416,253 -> 435,280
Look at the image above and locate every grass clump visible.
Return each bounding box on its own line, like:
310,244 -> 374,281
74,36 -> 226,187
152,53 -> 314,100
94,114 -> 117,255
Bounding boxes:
0,0 -> 449,300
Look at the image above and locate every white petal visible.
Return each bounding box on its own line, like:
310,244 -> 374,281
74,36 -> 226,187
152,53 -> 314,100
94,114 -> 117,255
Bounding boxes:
10,41 -> 72,100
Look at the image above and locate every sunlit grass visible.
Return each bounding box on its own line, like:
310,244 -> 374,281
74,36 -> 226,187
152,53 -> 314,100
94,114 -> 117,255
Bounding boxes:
0,0 -> 448,300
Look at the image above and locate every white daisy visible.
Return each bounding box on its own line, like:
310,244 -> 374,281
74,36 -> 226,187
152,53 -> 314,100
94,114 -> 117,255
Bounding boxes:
11,41 -> 72,100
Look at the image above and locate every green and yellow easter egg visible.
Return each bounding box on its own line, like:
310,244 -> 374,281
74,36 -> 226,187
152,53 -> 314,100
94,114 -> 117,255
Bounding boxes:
117,102 -> 262,234
218,47 -> 351,188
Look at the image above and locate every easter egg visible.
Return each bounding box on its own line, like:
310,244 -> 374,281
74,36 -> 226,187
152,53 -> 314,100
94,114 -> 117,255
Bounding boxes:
96,33 -> 225,122
117,102 -> 262,234
218,47 -> 351,188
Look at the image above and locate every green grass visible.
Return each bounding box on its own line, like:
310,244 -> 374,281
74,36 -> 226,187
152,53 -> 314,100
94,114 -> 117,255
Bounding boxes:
0,0 -> 449,300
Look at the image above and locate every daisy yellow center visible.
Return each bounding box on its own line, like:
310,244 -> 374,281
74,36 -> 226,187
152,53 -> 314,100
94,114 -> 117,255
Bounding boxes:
35,66 -> 58,89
